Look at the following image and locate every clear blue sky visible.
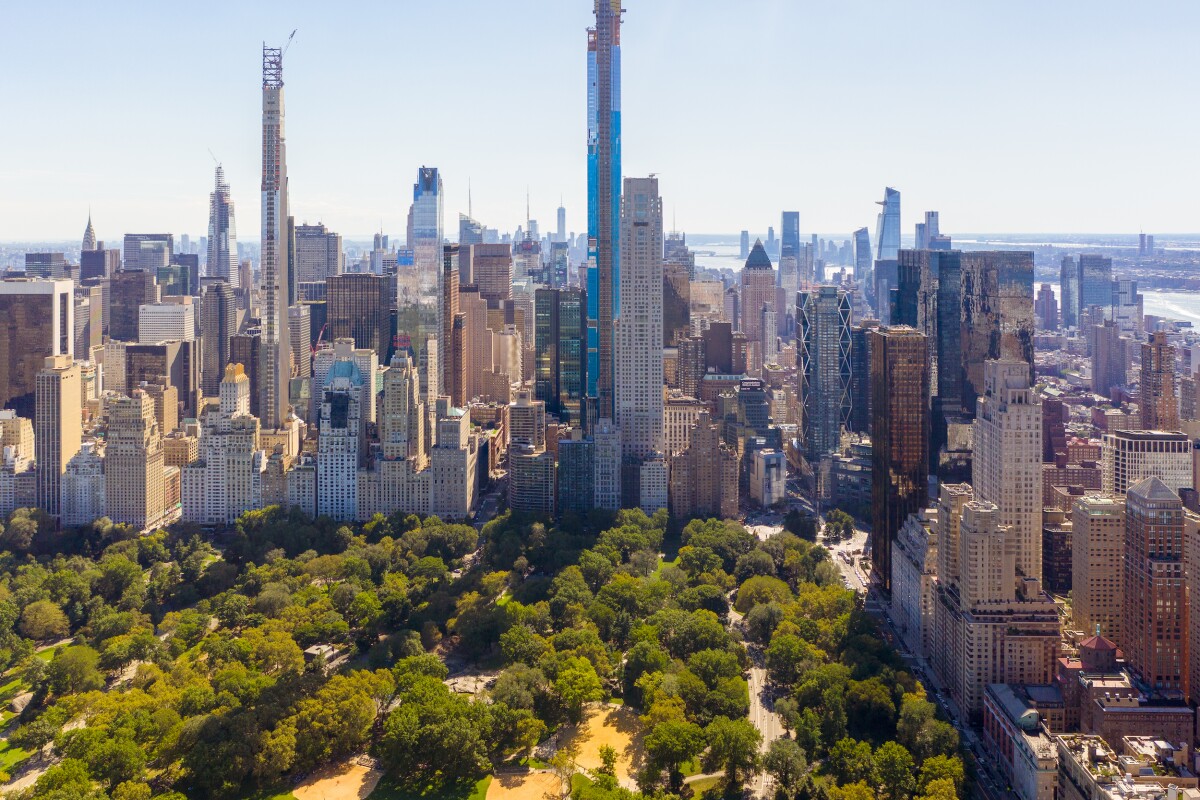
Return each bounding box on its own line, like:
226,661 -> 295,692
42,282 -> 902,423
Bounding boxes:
3,1 -> 1197,242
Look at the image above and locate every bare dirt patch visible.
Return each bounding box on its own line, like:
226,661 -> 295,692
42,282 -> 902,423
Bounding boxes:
562,704 -> 645,789
485,770 -> 560,800
293,761 -> 383,800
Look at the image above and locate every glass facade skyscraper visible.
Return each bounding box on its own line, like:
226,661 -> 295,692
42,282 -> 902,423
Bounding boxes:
260,44 -> 291,430
535,287 -> 587,426
586,0 -> 621,418
874,187 -> 901,261
206,165 -> 238,288
798,286 -> 852,458
401,167 -> 443,394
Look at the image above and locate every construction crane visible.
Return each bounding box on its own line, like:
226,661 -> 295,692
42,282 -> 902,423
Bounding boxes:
283,29 -> 297,56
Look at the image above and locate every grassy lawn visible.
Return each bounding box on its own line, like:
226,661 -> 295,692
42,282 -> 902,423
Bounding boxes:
688,776 -> 722,795
651,556 -> 678,579
368,775 -> 491,800
34,647 -> 61,663
0,674 -> 25,704
0,740 -> 31,773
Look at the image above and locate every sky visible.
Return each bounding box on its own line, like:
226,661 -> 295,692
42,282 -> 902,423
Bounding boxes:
2,1 -> 1198,243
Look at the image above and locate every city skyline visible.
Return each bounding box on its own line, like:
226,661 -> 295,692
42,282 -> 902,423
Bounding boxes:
5,1 -> 1199,241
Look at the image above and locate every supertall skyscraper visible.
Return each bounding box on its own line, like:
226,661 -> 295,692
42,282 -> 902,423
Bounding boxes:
260,43 -> 291,430
586,0 -> 622,418
402,167 -> 443,396
207,165 -> 239,287
875,187 -> 901,261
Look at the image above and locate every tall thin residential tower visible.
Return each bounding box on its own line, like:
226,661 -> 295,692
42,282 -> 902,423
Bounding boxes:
207,164 -> 239,287
586,0 -> 622,419
260,43 -> 291,430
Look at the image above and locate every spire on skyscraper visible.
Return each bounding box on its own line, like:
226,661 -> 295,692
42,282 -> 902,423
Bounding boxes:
82,211 -> 96,252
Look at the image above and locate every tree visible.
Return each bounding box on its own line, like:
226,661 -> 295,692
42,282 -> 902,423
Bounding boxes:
918,778 -> 959,800
46,645 -> 105,695
703,716 -> 762,789
826,738 -> 875,785
555,656 -> 603,724
765,634 -> 820,687
874,741 -> 916,800
764,738 -> 807,796
784,510 -> 817,541
734,575 -> 793,613
644,719 -> 705,792
292,670 -> 394,765
918,755 -> 965,794
19,599 -> 69,641
845,678 -> 897,742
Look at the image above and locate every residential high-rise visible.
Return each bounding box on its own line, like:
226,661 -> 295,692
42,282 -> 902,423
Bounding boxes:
557,203 -> 566,243
378,352 -> 426,465
1071,494 -> 1126,643
615,176 -> 664,508
556,429 -> 594,515
288,304 -> 311,379
870,326 -> 929,591
669,411 -> 739,520
260,43 -> 292,431
1059,255 -> 1079,329
509,444 -> 555,517
960,251 -> 1034,414
535,287 -> 587,426
442,246 -> 465,407
327,273 -> 390,359
105,391 -> 167,531
316,360 -> 365,521
1123,476 -> 1185,692
293,223 -> 343,282
35,355 -> 81,519
1091,319 -> 1126,399
1101,430 -> 1191,495
848,320 -> 880,433
62,442 -> 105,528
1140,332 -> 1179,432
780,212 -> 801,305
206,165 -> 238,287
663,261 -> 690,346
586,0 -> 622,416
229,333 -> 262,419
740,240 -> 776,372
972,359 -> 1043,581
853,227 -> 871,281
110,270 -> 159,342
798,286 -> 852,458
592,417 -> 622,511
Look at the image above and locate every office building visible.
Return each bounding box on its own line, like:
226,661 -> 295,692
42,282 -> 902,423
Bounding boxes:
260,43 -> 292,431
293,223 -> 342,283
875,187 -> 901,262
615,176 -> 664,508
1035,283 -> 1058,331
586,0 -> 622,415
870,326 -> 929,591
848,321 -> 879,433
1123,476 -> 1185,692
853,227 -> 871,280
287,304 -> 311,379
35,355 -> 81,519
125,340 -> 200,422
74,284 -> 103,358
82,214 -> 96,252
749,448 -> 786,507
740,240 -> 776,372
110,269 -> 159,342
1059,256 -> 1079,329
24,253 -> 67,279
402,166 -> 443,398
80,245 -> 120,282
534,287 -> 586,426
472,243 -> 513,309
206,165 -> 238,287
122,234 -> 173,273
798,286 -> 852,458
327,273 -> 390,359
459,213 -> 485,247
1078,255 -> 1113,314
973,359 -> 1043,581
229,333 -> 262,418
1101,430 -> 1191,495
960,251 -> 1034,414
1071,494 -> 1126,644
138,301 -> 195,343
0,278 -> 74,418
1140,332 -> 1178,432
181,364 -> 265,525
105,391 -> 168,531
663,260 -> 690,347
1091,319 -> 1126,400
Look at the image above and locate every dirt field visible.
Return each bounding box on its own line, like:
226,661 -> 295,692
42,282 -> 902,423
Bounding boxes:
485,770 -> 560,800
293,761 -> 383,800
563,704 -> 645,789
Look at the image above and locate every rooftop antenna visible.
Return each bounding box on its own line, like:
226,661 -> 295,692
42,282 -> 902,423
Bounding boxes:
468,178 -> 473,219
526,186 -> 530,225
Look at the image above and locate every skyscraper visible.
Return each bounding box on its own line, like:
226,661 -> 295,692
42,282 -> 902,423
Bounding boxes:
200,282 -> 236,396
875,187 -> 901,261
0,278 -> 74,418
870,326 -> 929,592
442,245 -> 465,407
557,202 -> 566,243
740,241 -> 776,373
1078,254 -> 1113,313
105,391 -> 166,531
317,361 -> 365,521
35,355 -> 81,519
327,273 -> 390,358
1140,331 -> 1179,432
207,165 -> 238,287
972,359 -> 1043,581
1059,256 -> 1078,329
798,286 -> 852,459
401,167 -> 443,395
1123,476 -> 1185,692
535,287 -> 587,426
615,176 -> 664,508
293,223 -> 343,282
260,43 -> 291,430
586,0 -> 622,417
960,251 -> 1034,415
122,234 -> 173,273
853,227 -> 871,280
1071,494 -> 1126,644
82,213 -> 97,252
